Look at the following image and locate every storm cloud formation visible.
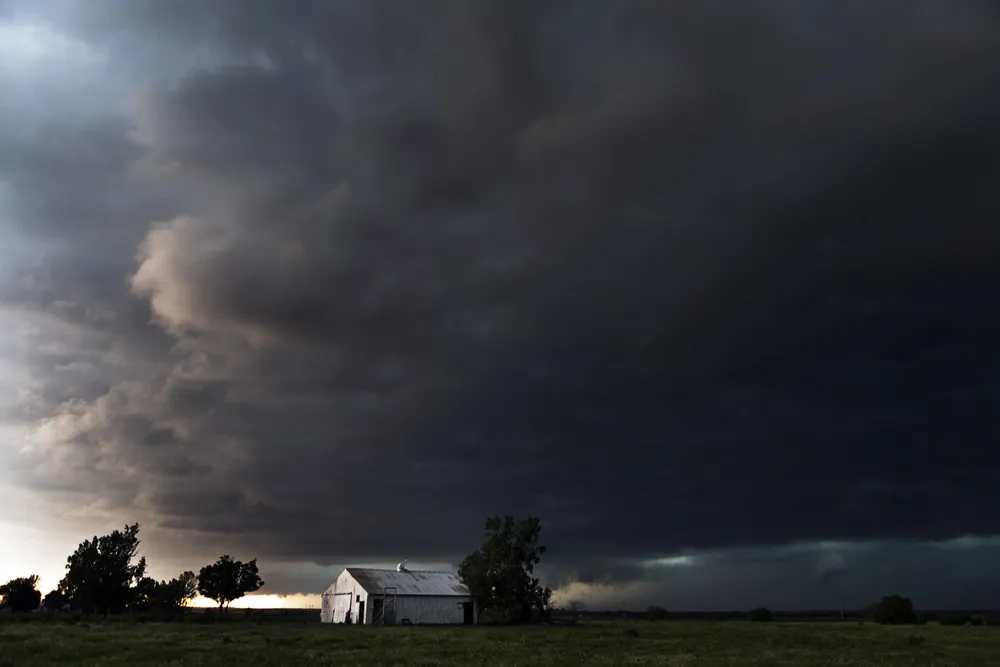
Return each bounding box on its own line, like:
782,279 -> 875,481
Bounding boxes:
2,0 -> 1000,609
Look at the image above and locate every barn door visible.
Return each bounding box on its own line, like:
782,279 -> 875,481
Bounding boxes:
383,587 -> 397,625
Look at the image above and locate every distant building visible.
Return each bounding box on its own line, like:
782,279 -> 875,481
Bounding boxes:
320,567 -> 477,625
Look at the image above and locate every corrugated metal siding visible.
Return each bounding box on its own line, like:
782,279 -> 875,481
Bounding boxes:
393,595 -> 475,625
346,568 -> 471,596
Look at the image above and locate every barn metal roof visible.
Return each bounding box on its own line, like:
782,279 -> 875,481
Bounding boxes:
345,568 -> 472,597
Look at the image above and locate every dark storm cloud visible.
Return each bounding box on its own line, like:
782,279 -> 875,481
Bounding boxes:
4,0 -> 1000,603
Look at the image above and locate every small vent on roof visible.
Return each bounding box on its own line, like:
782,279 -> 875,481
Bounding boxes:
397,559 -> 408,572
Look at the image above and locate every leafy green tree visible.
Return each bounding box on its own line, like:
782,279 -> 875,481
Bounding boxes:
197,556 -> 264,609
871,594 -> 919,625
458,515 -> 552,624
60,523 -> 147,614
0,575 -> 41,612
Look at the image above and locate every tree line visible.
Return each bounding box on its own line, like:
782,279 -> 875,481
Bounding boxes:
0,524 -> 263,614
0,515 -> 552,621
0,516 -> 947,625
1,515 -> 552,623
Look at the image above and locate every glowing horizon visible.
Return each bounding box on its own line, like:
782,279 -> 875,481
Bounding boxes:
189,593 -> 320,610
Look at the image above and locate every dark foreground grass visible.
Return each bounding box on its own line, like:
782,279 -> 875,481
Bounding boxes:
2,619 -> 999,666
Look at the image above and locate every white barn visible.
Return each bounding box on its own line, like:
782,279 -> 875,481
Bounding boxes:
320,567 -> 478,625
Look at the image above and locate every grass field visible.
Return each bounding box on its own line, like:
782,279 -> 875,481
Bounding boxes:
2,618 -> 998,666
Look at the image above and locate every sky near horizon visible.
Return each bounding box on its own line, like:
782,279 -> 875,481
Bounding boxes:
2,0 -> 1000,612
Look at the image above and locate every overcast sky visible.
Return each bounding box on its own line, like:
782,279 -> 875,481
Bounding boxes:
2,0 -> 1000,612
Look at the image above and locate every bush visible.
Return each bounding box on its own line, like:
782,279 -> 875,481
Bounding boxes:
871,595 -> 919,625
938,613 -> 985,626
0,576 -> 42,613
647,605 -> 669,621
748,607 -> 773,622
938,613 -> 969,626
42,589 -> 67,611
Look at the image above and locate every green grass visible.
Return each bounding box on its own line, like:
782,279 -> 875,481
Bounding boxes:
1,618 -> 998,666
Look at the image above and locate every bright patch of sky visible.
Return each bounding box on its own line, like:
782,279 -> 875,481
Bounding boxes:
0,17 -> 110,121
0,20 -> 95,65
0,520 -> 75,595
190,594 -> 320,610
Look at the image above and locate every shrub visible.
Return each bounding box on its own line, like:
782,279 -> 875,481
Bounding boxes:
871,595 -> 919,625
647,605 -> 669,621
0,576 -> 42,613
938,613 -> 969,626
938,613 -> 985,626
748,607 -> 773,622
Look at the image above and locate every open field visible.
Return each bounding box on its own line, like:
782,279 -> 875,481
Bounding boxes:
2,617 -> 999,666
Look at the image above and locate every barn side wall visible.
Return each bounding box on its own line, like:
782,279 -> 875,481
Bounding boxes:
390,595 -> 476,625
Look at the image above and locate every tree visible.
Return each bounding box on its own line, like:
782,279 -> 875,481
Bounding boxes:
748,606 -> 773,622
458,515 -> 552,624
131,571 -> 198,612
937,612 -> 974,626
173,571 -> 199,607
197,555 -> 264,609
159,571 -> 198,610
871,594 -> 919,625
133,577 -> 161,611
42,588 -> 68,611
60,523 -> 147,614
0,575 -> 41,612
42,588 -> 69,611
647,605 -> 669,621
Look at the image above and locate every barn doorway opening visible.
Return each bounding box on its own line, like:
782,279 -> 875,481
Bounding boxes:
372,587 -> 397,625
462,601 -> 475,625
357,600 -> 365,624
